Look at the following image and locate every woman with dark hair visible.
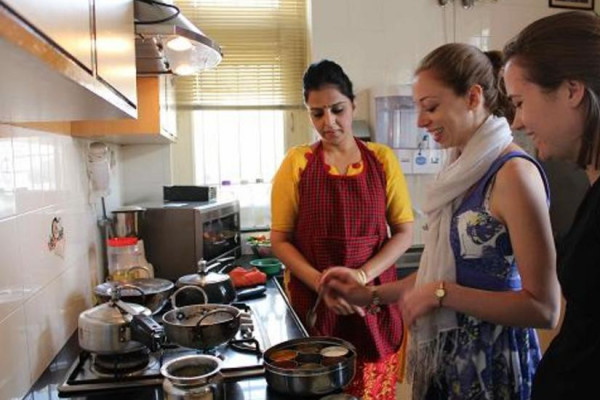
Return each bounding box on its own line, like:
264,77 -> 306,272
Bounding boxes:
270,59 -> 414,399
322,44 -> 561,400
502,11 -> 600,399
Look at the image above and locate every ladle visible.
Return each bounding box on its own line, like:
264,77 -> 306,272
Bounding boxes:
306,289 -> 324,329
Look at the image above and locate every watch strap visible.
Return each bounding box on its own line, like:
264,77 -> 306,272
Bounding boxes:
366,287 -> 381,314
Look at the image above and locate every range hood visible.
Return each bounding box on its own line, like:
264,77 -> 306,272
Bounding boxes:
134,1 -> 222,75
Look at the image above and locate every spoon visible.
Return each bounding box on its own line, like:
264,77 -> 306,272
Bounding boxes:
306,289 -> 324,329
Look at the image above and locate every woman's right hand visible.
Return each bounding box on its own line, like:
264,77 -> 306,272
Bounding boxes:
321,267 -> 373,309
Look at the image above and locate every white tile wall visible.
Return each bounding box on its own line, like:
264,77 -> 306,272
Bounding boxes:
0,123 -> 105,398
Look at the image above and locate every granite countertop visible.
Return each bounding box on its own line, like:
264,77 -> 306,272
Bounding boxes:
23,271 -> 309,400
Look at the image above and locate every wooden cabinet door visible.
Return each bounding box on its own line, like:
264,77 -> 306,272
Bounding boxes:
95,0 -> 137,106
3,0 -> 93,71
160,75 -> 177,139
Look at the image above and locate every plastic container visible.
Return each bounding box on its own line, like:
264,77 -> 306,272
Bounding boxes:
249,258 -> 282,276
107,237 -> 147,282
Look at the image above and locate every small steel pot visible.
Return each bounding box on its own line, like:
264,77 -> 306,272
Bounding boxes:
263,337 -> 357,397
94,278 -> 174,314
161,354 -> 223,400
175,258 -> 236,305
163,287 -> 241,350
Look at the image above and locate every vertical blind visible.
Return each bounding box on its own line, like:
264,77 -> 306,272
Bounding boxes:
174,0 -> 309,109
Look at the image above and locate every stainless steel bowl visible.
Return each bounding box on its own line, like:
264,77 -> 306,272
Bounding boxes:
263,337 -> 356,397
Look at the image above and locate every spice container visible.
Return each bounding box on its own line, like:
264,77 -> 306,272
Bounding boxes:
263,336 -> 356,397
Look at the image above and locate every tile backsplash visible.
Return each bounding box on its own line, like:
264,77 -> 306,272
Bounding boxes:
0,123 -> 118,399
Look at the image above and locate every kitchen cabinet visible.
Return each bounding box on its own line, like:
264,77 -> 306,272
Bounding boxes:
71,76 -> 177,144
0,0 -> 137,122
2,0 -> 93,71
95,0 -> 137,105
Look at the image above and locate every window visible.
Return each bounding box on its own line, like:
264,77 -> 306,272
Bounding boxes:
193,110 -> 284,186
175,0 -> 308,229
193,109 -> 283,228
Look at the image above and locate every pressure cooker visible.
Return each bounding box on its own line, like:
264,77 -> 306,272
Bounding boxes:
78,286 -> 165,354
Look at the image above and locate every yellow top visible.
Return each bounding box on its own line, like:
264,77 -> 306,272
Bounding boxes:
271,141 -> 414,232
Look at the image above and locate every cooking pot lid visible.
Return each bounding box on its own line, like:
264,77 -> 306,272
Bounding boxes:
95,279 -> 174,297
178,271 -> 230,286
81,301 -> 150,324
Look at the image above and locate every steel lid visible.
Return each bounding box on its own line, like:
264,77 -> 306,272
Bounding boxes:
178,271 -> 230,286
80,301 -> 150,325
95,279 -> 174,297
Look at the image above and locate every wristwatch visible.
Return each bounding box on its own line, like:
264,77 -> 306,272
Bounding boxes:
366,287 -> 381,314
434,281 -> 446,308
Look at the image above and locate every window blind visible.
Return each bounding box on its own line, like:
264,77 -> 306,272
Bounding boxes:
174,0 -> 309,109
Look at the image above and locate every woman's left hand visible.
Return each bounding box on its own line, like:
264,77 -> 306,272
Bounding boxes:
399,282 -> 439,326
320,266 -> 370,316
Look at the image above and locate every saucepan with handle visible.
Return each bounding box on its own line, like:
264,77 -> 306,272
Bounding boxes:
162,286 -> 242,350
94,267 -> 174,314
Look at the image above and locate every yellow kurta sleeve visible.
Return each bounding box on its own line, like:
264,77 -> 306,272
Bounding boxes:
270,142 -> 414,233
366,142 -> 414,226
271,145 -> 311,233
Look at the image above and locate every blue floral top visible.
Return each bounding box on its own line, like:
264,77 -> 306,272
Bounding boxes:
439,152 -> 549,400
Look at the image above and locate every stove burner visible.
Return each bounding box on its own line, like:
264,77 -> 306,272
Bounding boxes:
59,302 -> 269,394
229,337 -> 261,356
92,350 -> 153,376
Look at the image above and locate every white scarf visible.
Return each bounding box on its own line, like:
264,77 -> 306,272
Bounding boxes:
408,115 -> 513,399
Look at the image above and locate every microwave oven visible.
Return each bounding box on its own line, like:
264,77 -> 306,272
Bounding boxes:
141,198 -> 241,281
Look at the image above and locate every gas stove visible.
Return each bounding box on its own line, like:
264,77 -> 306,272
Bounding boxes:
58,303 -> 269,395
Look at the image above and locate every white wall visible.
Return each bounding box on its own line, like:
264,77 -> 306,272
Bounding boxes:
0,123 -> 124,398
120,144 -> 172,205
310,0 -> 566,244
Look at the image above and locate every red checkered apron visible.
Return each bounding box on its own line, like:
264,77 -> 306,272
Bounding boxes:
288,139 -> 403,397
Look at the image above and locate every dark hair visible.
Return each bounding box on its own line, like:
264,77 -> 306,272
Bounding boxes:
415,43 -> 513,121
503,11 -> 600,169
302,59 -> 355,103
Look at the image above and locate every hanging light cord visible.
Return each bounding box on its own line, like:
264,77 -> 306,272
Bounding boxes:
134,0 -> 180,25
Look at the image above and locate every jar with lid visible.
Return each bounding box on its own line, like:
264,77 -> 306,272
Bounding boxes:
107,237 -> 152,282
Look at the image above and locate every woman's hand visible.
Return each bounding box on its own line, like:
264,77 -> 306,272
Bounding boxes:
320,267 -> 372,316
399,282 -> 439,326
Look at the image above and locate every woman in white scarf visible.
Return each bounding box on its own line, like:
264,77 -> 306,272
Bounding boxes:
321,43 -> 560,400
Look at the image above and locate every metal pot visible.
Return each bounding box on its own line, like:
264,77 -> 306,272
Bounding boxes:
175,258 -> 236,304
94,278 -> 174,314
161,354 -> 223,400
263,337 -> 357,397
78,287 -> 165,354
111,205 -> 145,238
162,287 -> 241,350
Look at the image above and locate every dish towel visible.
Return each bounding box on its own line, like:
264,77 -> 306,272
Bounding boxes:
408,115 -> 513,399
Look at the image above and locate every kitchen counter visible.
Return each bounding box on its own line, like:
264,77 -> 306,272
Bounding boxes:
23,274 -> 310,400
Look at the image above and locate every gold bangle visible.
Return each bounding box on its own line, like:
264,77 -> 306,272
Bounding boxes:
356,268 -> 368,286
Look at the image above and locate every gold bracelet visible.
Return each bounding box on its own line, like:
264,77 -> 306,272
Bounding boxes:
356,268 -> 368,286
